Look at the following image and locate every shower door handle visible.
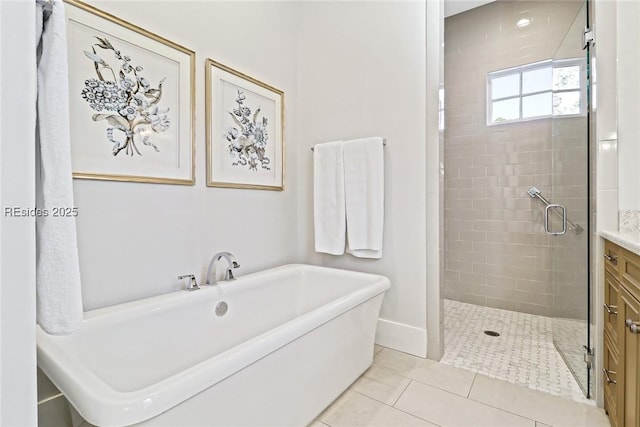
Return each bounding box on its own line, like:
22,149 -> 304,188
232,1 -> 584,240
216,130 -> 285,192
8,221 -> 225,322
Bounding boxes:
544,204 -> 567,235
527,187 -> 583,234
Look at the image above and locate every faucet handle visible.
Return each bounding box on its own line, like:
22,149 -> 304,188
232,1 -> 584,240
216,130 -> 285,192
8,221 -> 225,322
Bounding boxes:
225,259 -> 240,281
178,274 -> 200,291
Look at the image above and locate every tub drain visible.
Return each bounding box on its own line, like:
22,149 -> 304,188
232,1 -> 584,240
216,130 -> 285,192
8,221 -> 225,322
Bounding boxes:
215,301 -> 228,317
484,330 -> 500,337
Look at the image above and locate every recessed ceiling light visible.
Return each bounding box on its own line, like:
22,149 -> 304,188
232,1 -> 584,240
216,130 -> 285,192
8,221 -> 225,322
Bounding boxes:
516,18 -> 531,28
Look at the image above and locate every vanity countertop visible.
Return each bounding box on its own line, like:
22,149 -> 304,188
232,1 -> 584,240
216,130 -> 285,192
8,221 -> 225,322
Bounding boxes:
601,230 -> 640,256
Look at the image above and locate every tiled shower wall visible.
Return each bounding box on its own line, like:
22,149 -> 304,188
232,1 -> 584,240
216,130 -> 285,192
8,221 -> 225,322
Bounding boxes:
444,1 -> 583,317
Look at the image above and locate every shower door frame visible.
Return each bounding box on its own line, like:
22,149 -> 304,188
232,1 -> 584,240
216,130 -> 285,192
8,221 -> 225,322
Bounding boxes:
549,0 -> 594,398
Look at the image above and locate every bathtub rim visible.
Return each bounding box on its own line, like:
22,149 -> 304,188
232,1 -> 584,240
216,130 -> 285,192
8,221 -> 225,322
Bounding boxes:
37,263 -> 390,427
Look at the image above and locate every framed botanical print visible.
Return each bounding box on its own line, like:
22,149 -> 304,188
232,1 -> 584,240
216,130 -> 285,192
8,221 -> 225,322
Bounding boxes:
65,0 -> 195,185
205,59 -> 284,190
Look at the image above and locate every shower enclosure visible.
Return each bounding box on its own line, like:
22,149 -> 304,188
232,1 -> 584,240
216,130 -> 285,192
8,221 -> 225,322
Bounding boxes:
548,0 -> 593,397
443,0 -> 594,398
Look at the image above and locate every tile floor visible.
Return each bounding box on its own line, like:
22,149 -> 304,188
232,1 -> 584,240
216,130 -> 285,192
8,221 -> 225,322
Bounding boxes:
553,316 -> 591,395
440,299 -> 589,403
312,345 -> 610,427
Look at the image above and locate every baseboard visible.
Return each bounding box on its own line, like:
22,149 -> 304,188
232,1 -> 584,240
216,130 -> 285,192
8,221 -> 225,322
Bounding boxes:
375,318 -> 427,358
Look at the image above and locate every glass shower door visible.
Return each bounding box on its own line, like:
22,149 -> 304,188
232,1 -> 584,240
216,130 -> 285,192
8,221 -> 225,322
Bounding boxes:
549,0 -> 592,397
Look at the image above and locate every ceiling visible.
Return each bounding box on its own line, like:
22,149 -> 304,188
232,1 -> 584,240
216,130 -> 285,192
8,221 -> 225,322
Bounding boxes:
444,0 -> 496,18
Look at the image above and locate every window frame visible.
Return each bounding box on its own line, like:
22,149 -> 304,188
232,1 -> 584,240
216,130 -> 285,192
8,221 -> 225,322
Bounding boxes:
486,58 -> 585,126
552,58 -> 587,118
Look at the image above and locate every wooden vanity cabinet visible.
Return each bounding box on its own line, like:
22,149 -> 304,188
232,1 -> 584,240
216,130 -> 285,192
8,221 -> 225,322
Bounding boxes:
604,239 -> 640,427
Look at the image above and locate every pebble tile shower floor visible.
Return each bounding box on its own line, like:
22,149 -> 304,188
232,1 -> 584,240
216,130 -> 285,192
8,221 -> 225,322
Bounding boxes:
441,299 -> 590,404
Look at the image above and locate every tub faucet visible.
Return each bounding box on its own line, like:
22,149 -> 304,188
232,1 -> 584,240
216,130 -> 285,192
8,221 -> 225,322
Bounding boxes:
206,252 -> 240,285
178,274 -> 200,291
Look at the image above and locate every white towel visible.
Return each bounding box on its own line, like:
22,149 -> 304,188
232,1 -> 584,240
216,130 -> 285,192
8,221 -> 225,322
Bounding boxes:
343,137 -> 384,259
35,1 -> 83,335
313,141 -> 346,255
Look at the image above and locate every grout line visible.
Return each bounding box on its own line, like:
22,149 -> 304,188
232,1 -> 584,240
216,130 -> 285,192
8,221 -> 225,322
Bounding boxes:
405,375 -> 478,399
318,387 -> 353,420
464,396 -> 544,425
409,380 -> 542,425
465,389 -> 550,425
349,372 -> 408,408
348,388 -> 439,425
357,387 -> 444,427
391,378 -> 412,407
370,362 -> 415,382
466,373 -> 478,399
37,392 -> 64,405
372,357 -> 480,399
380,378 -> 540,426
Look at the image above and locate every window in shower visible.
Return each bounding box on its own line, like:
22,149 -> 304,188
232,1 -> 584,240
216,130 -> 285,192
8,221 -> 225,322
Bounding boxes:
487,59 -> 583,125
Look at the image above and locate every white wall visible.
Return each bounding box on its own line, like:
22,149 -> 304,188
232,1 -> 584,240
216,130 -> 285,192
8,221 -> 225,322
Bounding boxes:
594,0 -> 618,222
616,0 -> 640,212
0,1 -> 38,424
296,1 -> 429,356
76,1 -> 300,310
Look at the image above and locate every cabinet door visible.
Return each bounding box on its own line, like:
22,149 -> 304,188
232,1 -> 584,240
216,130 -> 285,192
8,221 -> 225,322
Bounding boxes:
606,271 -> 621,347
620,285 -> 640,427
604,332 -> 621,427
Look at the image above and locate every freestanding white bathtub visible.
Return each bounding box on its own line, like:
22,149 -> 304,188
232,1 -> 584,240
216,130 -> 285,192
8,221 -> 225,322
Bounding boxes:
37,264 -> 390,426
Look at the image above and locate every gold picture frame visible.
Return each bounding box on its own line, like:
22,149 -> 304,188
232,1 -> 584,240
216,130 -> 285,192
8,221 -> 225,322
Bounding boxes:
205,59 -> 284,190
64,0 -> 196,185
